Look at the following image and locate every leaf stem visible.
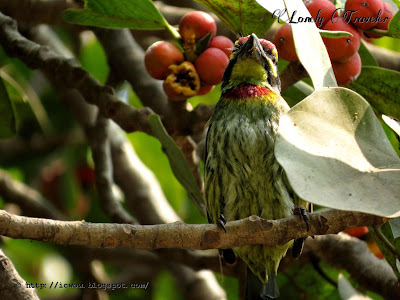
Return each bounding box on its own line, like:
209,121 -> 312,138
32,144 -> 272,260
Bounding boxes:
165,21 -> 181,40
372,224 -> 400,260
364,28 -> 400,38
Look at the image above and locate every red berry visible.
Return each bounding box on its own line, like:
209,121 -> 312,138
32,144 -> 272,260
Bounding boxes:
304,0 -> 339,28
332,52 -> 361,85
209,36 -> 234,58
365,2 -> 394,38
197,83 -> 215,96
344,0 -> 384,30
75,165 -> 96,188
179,11 -> 217,41
198,84 -> 215,96
237,36 -> 249,44
376,2 -> 394,30
145,41 -> 184,80
163,61 -> 200,101
368,241 -> 384,258
195,47 -> 229,85
343,226 -> 369,238
322,17 -> 361,62
273,24 -> 298,62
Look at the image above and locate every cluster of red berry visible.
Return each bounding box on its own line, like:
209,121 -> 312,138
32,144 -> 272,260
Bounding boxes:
144,11 -> 233,101
273,0 -> 394,85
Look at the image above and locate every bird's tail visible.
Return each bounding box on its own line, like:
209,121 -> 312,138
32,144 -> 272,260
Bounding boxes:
245,268 -> 279,300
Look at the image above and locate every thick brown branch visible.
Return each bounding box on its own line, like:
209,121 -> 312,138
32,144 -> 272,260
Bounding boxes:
308,234 -> 400,300
0,209 -> 385,250
0,250 -> 40,300
0,12 -> 153,134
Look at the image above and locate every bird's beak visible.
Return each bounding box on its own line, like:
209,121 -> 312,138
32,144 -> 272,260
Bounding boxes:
237,33 -> 266,62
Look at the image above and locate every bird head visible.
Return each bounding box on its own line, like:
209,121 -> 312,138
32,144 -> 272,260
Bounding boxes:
221,34 -> 281,96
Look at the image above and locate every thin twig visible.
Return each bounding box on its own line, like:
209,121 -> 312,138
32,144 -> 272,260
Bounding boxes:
87,114 -> 137,224
372,224 -> 400,260
0,169 -> 65,220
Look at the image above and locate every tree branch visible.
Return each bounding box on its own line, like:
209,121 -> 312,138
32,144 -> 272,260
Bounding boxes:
0,249 -> 40,300
0,12 -> 153,134
280,61 -> 309,91
94,28 -> 168,115
308,234 -> 400,300
0,170 -> 65,220
0,130 -> 84,158
0,209 -> 385,250
0,0 -> 79,25
364,41 -> 400,72
87,114 -> 137,224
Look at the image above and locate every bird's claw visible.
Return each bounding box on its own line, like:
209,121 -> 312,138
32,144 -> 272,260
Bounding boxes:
292,205 -> 310,258
217,214 -> 227,233
294,205 -> 310,231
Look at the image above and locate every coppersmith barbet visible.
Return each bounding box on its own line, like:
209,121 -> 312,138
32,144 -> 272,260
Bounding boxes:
204,34 -> 308,300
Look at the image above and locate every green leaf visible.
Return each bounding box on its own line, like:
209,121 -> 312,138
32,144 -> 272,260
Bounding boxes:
369,224 -> 400,278
63,0 -> 178,37
388,10 -> 400,37
194,0 -> 274,37
319,29 -> 353,38
79,32 -> 110,84
256,0 -> 337,89
389,218 -> 400,254
275,87 -> 400,218
382,115 -> 400,137
148,114 -> 206,214
393,0 -> 400,9
282,81 -> 313,107
1,71 -> 50,135
0,76 -> 16,138
358,42 -> 378,67
348,66 -> 400,120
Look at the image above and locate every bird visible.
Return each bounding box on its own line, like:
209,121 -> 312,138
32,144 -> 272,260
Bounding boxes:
204,33 -> 309,299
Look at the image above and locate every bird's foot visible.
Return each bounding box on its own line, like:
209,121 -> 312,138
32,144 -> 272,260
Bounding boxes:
293,205 -> 310,231
217,214 -> 227,233
292,205 -> 310,259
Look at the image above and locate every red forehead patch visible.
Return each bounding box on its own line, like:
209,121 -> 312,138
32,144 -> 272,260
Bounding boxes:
236,36 -> 276,52
259,39 -> 276,51
237,36 -> 249,44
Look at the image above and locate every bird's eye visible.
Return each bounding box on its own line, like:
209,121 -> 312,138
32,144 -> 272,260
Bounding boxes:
258,39 -> 278,64
233,36 -> 249,54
